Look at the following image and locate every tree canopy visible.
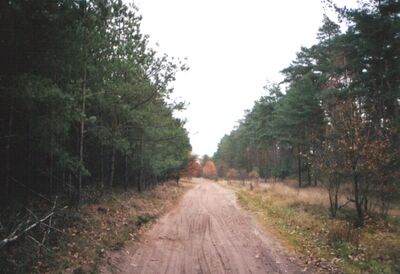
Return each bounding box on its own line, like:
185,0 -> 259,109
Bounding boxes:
0,0 -> 191,206
214,0 -> 400,225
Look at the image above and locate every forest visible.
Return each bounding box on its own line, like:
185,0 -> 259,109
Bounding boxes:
0,0 -> 191,208
1,0 -> 399,273
0,1 -> 193,270
214,1 -> 400,226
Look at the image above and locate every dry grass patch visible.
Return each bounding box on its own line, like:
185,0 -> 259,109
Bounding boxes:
233,182 -> 400,274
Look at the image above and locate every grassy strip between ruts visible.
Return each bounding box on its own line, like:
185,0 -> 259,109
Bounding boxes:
3,181 -> 192,274
233,183 -> 400,274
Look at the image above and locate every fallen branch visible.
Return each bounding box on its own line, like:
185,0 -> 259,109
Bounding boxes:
27,235 -> 49,252
0,198 -> 67,249
39,222 -> 65,235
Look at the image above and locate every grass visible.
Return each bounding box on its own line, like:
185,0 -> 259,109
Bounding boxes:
1,181 -> 192,274
223,180 -> 400,274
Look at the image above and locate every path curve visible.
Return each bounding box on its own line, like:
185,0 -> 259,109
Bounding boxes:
105,179 -> 305,274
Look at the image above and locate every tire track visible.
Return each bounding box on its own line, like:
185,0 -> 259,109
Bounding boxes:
105,179 -> 305,274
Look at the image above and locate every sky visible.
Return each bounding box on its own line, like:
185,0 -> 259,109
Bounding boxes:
132,0 -> 357,157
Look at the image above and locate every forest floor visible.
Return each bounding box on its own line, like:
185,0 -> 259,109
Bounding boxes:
57,182 -> 193,274
102,178 -> 307,274
227,179 -> 400,274
1,181 -> 192,273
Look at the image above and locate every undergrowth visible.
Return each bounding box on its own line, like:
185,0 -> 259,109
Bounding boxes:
235,184 -> 400,274
0,182 -> 192,273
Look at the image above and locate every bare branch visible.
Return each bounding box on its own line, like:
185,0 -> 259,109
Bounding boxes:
0,198 -> 66,249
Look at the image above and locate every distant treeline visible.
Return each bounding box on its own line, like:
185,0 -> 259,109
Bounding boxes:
0,0 -> 191,206
214,0 -> 400,225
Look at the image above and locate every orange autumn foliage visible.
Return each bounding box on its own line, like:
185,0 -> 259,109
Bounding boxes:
202,160 -> 217,178
181,159 -> 202,178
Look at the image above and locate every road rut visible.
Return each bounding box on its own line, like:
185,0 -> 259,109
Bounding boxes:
106,179 -> 304,274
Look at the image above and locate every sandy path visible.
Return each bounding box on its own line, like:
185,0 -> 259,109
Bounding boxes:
106,179 -> 304,274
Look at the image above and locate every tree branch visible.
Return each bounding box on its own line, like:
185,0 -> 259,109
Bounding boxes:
0,198 -> 67,249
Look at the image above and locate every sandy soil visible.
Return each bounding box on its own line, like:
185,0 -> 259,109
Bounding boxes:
103,178 -> 306,274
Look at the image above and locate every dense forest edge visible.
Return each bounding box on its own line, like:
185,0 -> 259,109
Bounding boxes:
0,0 -> 191,206
213,0 -> 400,226
0,0 -> 192,272
210,1 -> 400,272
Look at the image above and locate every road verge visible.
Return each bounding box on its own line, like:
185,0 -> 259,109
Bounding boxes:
220,180 -> 399,273
24,182 -> 192,273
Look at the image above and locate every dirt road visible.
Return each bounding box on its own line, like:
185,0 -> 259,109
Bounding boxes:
106,179 -> 304,274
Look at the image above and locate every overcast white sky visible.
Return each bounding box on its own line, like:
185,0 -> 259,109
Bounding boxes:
132,0 -> 357,157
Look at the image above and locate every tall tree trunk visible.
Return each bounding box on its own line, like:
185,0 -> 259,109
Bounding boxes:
27,117 -> 33,201
77,66 -> 86,206
124,153 -> 129,190
314,170 -> 318,186
353,173 -> 363,226
109,145 -> 116,188
364,196 -> 368,214
153,174 -> 158,187
49,150 -> 54,198
100,145 -> 104,188
77,3 -> 88,207
307,160 -> 311,186
297,146 -> 302,188
363,178 -> 370,214
4,102 -> 14,204
68,173 -> 72,201
138,137 -> 144,192
61,167 -> 65,194
49,110 -> 54,198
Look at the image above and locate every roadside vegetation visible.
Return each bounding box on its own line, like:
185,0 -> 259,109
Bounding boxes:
224,179 -> 400,273
0,181 -> 192,273
214,0 -> 399,228
213,2 -> 400,271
